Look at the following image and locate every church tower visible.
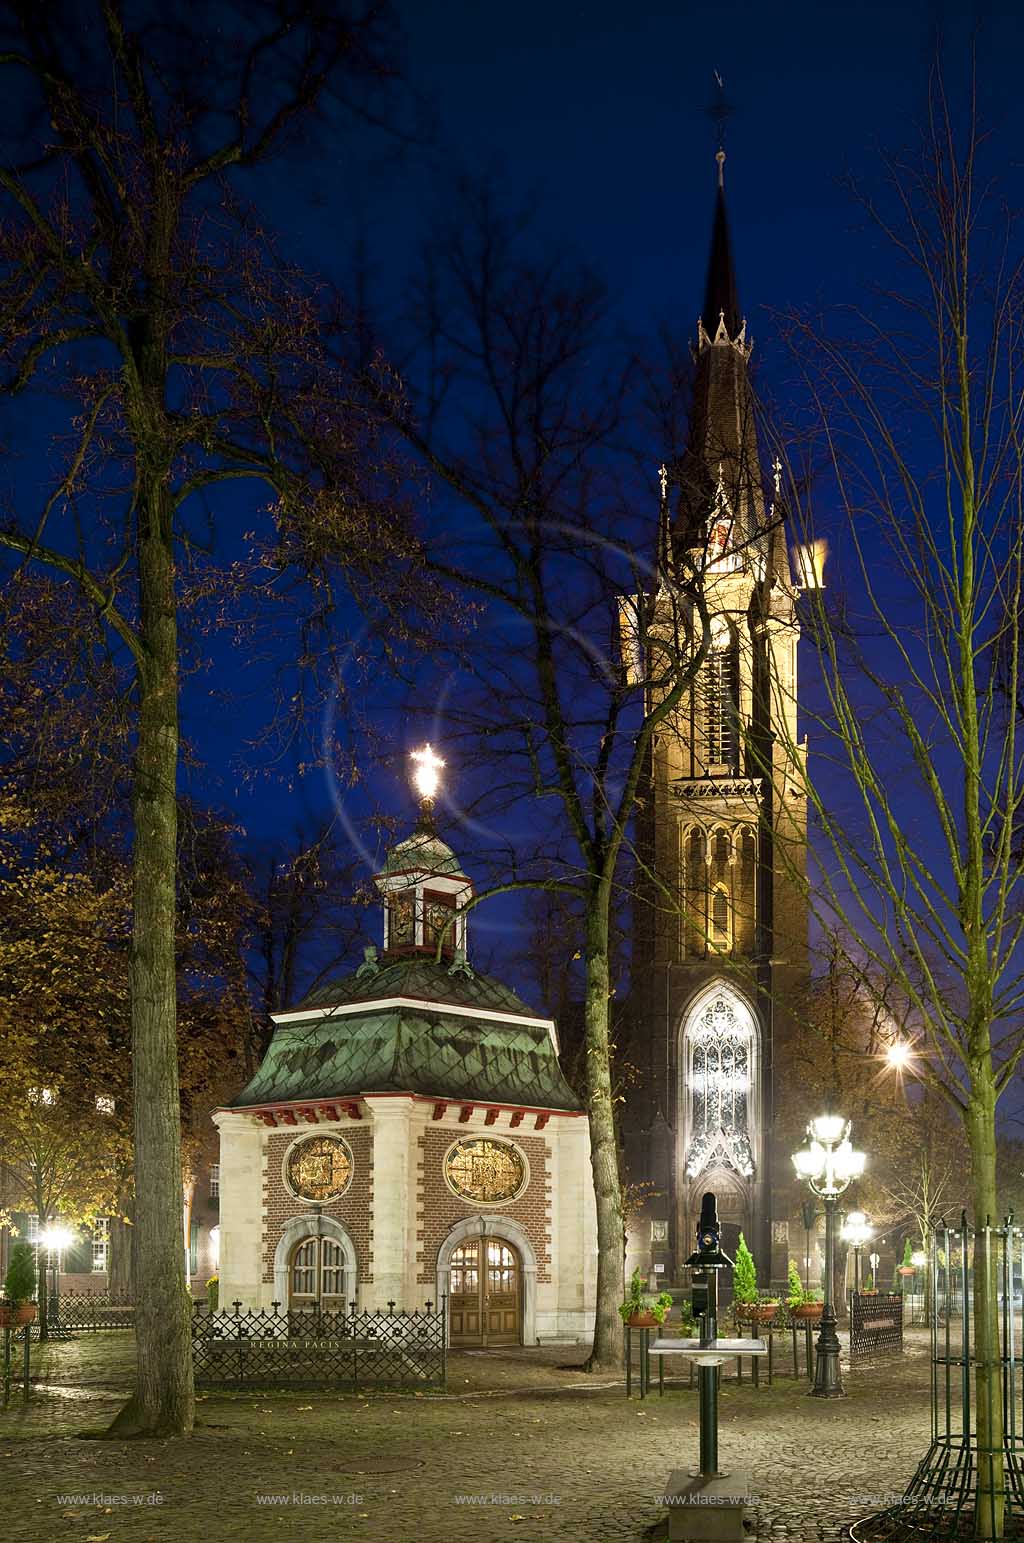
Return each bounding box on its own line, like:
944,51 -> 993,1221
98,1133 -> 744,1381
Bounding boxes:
625,153 -> 809,1289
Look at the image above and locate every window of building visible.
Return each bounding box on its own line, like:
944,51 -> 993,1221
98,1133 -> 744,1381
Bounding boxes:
705,621 -> 739,770
92,1218 -> 109,1273
26,1214 -> 40,1243
683,988 -> 755,1181
209,1164 -> 220,1200
422,890 -> 457,955
711,886 -> 730,947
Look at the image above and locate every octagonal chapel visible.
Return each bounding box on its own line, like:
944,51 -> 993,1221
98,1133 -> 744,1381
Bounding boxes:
214,782 -> 597,1347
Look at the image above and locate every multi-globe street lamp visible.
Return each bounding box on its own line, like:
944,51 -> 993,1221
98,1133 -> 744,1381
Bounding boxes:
792,1115 -> 866,1398
40,1223 -> 74,1331
840,1209 -> 872,1295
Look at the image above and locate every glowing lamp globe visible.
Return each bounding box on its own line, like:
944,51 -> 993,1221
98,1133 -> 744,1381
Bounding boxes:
41,1224 -> 74,1253
792,1143 -> 825,1181
410,745 -> 445,803
810,1113 -> 847,1145
887,1041 -> 912,1070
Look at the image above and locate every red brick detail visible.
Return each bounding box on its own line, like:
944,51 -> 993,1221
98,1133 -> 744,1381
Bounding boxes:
256,1112 -> 277,1128
262,1127 -> 374,1286
415,1128 -> 552,1285
458,1105 -> 474,1123
535,1113 -> 550,1131
279,1110 -> 297,1126
344,1101 -> 362,1120
484,1108 -> 500,1126
297,1107 -> 319,1123
432,1102 -> 447,1121
319,1104 -> 339,1121
509,1110 -> 525,1128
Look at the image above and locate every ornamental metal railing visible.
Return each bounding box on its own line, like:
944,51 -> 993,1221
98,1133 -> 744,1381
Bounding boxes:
851,1216 -> 1024,1543
47,1292 -> 136,1332
190,1298 -> 446,1390
849,1291 -> 903,1360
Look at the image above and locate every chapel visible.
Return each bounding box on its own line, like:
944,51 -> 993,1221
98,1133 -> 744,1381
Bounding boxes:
214,752 -> 597,1347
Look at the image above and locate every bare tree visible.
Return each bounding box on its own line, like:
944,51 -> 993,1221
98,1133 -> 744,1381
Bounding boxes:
373,184 -> 715,1370
775,77 -> 1024,1535
0,0 -> 418,1436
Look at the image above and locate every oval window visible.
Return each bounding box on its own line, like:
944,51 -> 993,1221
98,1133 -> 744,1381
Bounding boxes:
285,1136 -> 353,1203
445,1138 -> 526,1204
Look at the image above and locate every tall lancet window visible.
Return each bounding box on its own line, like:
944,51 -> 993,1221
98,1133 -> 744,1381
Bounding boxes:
683,988 -> 755,1180
705,617 -> 740,771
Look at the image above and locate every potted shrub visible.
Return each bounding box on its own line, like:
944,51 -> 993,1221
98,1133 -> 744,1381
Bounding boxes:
732,1233 -> 780,1324
862,1273 -> 879,1295
897,1239 -> 916,1279
618,1268 -> 674,1329
0,1242 -> 38,1327
206,1274 -> 219,1312
786,1258 -> 823,1322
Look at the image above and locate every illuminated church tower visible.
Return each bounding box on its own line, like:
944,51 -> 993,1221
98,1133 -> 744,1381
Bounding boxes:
624,152 -> 809,1287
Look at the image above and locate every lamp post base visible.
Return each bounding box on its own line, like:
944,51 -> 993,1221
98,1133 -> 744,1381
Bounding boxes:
810,1304 -> 845,1398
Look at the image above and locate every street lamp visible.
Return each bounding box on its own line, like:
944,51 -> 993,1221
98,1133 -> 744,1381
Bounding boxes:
840,1210 -> 872,1295
792,1115 -> 866,1398
40,1223 -> 74,1329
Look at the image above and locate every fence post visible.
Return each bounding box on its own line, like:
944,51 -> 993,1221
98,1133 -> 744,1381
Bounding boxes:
2,1323 -> 10,1405
22,1323 -> 30,1404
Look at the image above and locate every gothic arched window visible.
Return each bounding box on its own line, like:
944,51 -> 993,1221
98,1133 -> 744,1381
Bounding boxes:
705,618 -> 740,771
711,886 -> 730,947
685,827 -> 707,958
683,988 -> 755,1180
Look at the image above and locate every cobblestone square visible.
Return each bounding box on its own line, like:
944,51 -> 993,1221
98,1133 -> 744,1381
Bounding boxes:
0,1332 -> 934,1543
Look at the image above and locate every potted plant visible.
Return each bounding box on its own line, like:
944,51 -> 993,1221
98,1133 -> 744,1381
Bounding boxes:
862,1273 -> 879,1295
206,1274 -> 219,1311
897,1239 -> 916,1279
786,1258 -> 823,1322
732,1233 -> 780,1324
618,1268 -> 674,1329
0,1242 -> 38,1327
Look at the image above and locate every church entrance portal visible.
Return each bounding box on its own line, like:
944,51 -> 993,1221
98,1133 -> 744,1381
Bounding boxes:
288,1235 -> 347,1312
448,1238 -> 521,1348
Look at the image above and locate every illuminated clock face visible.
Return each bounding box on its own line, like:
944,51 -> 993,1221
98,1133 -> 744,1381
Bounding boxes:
285,1137 -> 353,1203
445,1139 -> 526,1204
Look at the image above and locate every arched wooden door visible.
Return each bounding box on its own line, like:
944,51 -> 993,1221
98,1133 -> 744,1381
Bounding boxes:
448,1238 -> 521,1348
288,1235 -> 347,1312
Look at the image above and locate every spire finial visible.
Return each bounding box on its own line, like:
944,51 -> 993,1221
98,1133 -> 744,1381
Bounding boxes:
716,148 -> 726,189
410,744 -> 445,824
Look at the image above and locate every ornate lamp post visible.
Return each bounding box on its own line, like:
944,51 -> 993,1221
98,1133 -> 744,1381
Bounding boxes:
792,1115 -> 866,1398
40,1223 -> 74,1334
840,1209 -> 872,1295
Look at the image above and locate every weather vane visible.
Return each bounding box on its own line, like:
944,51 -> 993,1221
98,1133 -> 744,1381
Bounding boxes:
706,70 -> 734,187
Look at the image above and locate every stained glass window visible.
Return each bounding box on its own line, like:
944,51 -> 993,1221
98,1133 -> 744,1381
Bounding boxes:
286,1136 -> 353,1202
445,1139 -> 526,1204
684,992 -> 754,1180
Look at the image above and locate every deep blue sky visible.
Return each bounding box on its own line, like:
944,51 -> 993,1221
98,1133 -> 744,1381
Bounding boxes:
194,0 -> 1024,830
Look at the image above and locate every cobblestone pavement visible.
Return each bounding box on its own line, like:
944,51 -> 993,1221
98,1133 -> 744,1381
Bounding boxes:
0,1331 -> 934,1543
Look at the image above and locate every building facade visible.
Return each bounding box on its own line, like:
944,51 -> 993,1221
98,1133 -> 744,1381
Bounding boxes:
624,157 -> 809,1289
215,809 -> 597,1346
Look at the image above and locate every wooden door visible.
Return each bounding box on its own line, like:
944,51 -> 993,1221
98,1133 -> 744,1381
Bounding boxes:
448,1238 -> 521,1348
288,1236 -> 346,1312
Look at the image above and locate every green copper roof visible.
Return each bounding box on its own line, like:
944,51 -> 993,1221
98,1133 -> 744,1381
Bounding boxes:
380,827 -> 464,878
229,1003 -> 581,1113
229,952 -> 581,1113
296,955 -> 536,1017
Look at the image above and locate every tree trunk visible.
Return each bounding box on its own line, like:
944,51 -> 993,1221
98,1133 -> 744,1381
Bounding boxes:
582,891 -> 624,1373
967,1062 -> 1004,1539
107,469 -> 193,1438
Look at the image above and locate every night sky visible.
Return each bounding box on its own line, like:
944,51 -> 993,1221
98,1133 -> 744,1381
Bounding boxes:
12,1 -> 1024,990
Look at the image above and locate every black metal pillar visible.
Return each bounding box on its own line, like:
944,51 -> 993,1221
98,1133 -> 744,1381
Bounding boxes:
811,1192 -> 845,1398
698,1266 -> 720,1477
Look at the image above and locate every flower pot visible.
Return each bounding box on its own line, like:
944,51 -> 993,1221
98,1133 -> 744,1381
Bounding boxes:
736,1302 -> 779,1325
626,1311 -> 658,1328
790,1303 -> 823,1322
897,1267 -> 915,1277
0,1302 -> 37,1328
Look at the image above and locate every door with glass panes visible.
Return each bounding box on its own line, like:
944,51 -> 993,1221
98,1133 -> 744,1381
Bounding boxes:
448,1238 -> 520,1347
288,1235 -> 346,1312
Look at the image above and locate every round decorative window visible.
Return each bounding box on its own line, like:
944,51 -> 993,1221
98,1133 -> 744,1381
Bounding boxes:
444,1138 -> 527,1204
285,1136 -> 353,1203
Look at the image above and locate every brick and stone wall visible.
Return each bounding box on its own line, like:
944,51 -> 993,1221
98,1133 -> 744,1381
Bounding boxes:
415,1127 -> 551,1284
261,1124 -> 374,1285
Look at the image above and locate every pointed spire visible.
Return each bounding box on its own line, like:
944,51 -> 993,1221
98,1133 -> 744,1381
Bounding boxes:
701,158 -> 742,341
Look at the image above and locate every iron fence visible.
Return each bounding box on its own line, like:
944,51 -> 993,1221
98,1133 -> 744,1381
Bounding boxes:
851,1216 -> 1024,1542
849,1291 -> 904,1359
191,1298 -> 446,1390
47,1292 -> 135,1332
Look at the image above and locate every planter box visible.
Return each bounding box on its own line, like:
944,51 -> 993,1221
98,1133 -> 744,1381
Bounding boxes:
790,1303 -> 823,1322
0,1302 -> 37,1328
626,1311 -> 658,1328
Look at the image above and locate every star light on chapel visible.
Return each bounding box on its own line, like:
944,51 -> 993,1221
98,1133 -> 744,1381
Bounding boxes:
410,743 -> 445,808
